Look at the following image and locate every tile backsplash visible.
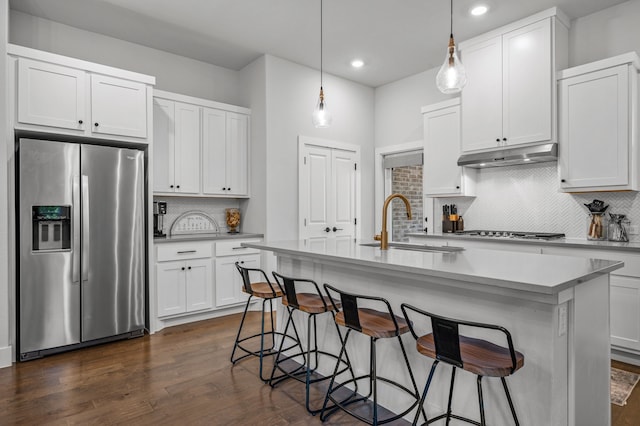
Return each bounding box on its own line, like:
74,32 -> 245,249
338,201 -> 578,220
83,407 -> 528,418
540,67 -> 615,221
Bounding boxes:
432,162 -> 640,241
154,197 -> 241,235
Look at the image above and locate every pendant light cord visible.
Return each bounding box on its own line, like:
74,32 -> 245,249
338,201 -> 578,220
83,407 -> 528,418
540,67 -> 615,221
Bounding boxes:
450,0 -> 453,38
320,0 -> 324,88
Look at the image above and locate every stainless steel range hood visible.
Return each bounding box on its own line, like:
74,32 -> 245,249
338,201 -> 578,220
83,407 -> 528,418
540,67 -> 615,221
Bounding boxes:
457,143 -> 558,168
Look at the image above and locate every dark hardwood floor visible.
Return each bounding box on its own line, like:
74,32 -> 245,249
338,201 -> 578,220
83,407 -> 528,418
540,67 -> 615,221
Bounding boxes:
0,312 -> 638,425
0,313 -> 407,425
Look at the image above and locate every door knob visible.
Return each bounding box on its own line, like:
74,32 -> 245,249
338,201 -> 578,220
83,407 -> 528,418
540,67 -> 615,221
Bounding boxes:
332,227 -> 343,232
324,227 -> 331,233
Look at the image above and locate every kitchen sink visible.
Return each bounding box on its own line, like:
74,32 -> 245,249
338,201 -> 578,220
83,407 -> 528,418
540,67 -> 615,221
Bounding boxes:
359,242 -> 464,253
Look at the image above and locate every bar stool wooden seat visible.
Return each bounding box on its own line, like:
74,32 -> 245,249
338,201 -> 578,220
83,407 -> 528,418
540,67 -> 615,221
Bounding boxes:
269,272 -> 356,415
401,303 -> 525,426
230,263 -> 302,382
321,284 -> 422,426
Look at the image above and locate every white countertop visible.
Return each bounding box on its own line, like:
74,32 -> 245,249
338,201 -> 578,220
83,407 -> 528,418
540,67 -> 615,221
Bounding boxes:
154,232 -> 263,244
243,239 -> 623,296
407,232 -> 640,252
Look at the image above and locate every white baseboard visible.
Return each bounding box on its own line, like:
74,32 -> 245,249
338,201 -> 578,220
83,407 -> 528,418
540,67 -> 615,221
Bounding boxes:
612,347 -> 640,367
0,345 -> 13,368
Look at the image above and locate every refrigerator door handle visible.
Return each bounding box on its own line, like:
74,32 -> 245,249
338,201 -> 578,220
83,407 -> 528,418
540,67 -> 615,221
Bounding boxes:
72,175 -> 81,283
82,175 -> 90,282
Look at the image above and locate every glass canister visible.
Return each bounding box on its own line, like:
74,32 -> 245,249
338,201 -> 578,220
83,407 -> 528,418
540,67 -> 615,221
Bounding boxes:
225,208 -> 241,233
587,213 -> 608,240
608,214 -> 630,242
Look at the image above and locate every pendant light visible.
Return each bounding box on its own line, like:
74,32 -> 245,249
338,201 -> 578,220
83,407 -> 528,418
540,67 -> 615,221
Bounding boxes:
436,0 -> 467,94
312,0 -> 332,128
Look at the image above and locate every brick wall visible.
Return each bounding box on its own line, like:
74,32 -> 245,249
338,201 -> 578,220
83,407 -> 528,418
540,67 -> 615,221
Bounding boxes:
391,166 -> 423,241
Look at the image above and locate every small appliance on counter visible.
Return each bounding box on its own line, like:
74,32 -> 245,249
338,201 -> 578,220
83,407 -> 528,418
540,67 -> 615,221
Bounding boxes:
442,204 -> 463,233
153,201 -> 167,237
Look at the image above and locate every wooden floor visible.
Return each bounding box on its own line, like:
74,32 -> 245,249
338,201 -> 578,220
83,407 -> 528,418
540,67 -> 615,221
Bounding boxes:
0,312 -> 408,425
0,312 -> 638,425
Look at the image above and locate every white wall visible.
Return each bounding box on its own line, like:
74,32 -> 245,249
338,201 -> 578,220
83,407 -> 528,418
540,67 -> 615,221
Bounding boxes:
264,55 -> 375,240
570,0 -> 640,67
238,56 -> 267,235
374,67 -> 453,148
0,0 -> 11,368
9,10 -> 243,105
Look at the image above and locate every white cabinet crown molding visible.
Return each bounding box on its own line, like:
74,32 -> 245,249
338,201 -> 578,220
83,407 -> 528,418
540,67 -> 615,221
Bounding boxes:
8,43 -> 155,85
153,89 -> 250,115
558,52 -> 640,80
459,7 -> 569,51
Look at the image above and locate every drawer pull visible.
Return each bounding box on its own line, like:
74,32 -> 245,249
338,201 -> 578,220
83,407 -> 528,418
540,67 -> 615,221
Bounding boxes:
177,250 -> 197,254
232,247 -> 248,250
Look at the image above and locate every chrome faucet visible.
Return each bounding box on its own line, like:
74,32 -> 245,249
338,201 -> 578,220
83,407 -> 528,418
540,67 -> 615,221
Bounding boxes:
375,193 -> 412,250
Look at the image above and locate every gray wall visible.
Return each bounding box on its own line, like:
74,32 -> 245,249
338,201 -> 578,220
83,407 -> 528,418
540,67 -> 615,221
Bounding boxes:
9,10 -> 243,105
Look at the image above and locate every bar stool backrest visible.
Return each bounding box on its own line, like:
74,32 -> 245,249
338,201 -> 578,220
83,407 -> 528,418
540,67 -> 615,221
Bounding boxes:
401,303 -> 519,374
324,283 -> 401,336
235,262 -> 278,297
272,272 -> 327,311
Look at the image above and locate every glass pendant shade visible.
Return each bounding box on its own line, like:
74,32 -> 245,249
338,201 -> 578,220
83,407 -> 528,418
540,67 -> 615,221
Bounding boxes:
436,35 -> 467,94
312,87 -> 332,128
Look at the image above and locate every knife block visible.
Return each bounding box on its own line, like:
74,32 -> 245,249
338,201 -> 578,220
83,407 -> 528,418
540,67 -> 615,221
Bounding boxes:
442,218 -> 457,233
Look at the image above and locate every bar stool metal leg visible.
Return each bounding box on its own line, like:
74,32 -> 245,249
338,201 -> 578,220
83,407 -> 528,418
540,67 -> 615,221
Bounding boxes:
412,360 -> 438,426
501,377 -> 520,426
230,294 -> 254,364
477,376 -> 486,426
445,367 -> 457,425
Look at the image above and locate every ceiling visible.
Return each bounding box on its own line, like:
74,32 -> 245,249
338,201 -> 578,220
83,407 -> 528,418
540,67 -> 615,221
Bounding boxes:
9,0 -> 629,87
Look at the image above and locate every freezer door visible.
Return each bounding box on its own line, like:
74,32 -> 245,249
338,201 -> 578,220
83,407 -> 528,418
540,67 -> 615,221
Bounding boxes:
81,144 -> 145,341
18,139 -> 81,354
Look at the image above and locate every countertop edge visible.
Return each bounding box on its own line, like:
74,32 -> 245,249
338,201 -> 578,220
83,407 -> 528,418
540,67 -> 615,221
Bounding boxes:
154,233 -> 263,244
407,233 -> 640,252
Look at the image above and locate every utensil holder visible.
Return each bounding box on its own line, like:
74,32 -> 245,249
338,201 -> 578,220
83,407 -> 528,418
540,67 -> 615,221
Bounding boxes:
587,213 -> 607,240
608,215 -> 630,242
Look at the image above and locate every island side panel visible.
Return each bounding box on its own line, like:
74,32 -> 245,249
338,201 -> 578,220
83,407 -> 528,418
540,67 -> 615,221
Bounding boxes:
571,274 -> 611,426
277,254 -> 571,425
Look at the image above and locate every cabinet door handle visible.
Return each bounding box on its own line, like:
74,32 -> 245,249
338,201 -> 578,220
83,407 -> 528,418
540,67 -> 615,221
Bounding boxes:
181,267 -> 185,271
176,185 -> 180,189
561,179 -> 566,183
324,227 -> 331,233
232,247 -> 248,250
78,120 -> 83,124
94,122 -> 99,127
456,186 -> 460,189
177,250 -> 197,254
228,188 -> 231,191
502,137 -> 507,142
332,227 -> 343,232
240,261 -> 245,264
170,184 -> 174,188
188,266 -> 192,270
222,187 -> 226,191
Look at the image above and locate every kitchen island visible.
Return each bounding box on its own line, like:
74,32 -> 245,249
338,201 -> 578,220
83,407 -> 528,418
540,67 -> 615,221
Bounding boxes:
243,239 -> 623,426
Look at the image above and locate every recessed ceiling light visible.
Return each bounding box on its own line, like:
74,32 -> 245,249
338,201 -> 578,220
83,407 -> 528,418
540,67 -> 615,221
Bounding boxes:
351,59 -> 364,68
470,5 -> 488,16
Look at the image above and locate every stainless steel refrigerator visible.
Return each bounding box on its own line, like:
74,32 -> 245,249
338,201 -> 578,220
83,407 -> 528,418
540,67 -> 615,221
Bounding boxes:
17,138 -> 146,361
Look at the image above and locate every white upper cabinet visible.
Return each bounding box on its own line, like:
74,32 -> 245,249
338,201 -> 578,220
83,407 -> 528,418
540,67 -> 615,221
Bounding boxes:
90,74 -> 147,138
202,108 -> 249,197
422,99 -> 475,197
460,10 -> 568,153
11,45 -> 154,143
153,98 -> 201,194
17,58 -> 86,131
153,90 -> 250,197
558,53 -> 640,192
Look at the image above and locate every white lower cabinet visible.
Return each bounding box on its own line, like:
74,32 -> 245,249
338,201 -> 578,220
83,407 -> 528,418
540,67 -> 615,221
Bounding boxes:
157,258 -> 212,317
215,254 -> 259,307
610,275 -> 640,352
156,242 -> 213,318
214,239 -> 261,307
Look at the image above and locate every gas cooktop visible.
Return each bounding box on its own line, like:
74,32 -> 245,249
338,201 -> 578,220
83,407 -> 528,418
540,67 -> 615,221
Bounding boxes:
454,230 -> 566,240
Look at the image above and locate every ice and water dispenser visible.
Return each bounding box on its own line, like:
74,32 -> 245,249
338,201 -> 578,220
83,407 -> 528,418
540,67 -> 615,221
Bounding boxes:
32,206 -> 71,251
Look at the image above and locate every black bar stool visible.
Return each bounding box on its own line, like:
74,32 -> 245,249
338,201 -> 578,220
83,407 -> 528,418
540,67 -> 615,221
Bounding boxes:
268,272 -> 356,415
230,262 -> 302,382
321,284 -> 422,425
401,303 -> 525,426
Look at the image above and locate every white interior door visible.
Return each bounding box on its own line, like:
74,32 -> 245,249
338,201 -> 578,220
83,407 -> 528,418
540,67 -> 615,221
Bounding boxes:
299,139 -> 358,242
